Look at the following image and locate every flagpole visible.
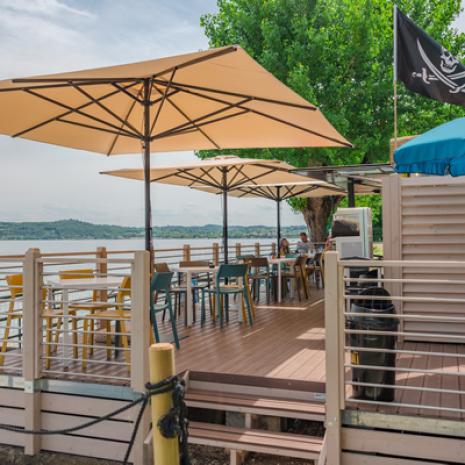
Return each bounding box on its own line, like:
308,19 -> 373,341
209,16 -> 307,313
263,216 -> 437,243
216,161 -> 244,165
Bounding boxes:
393,3 -> 398,151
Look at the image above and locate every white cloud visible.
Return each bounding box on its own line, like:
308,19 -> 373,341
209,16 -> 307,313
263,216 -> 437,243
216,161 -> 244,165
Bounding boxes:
0,0 -> 94,19
0,0 -> 303,229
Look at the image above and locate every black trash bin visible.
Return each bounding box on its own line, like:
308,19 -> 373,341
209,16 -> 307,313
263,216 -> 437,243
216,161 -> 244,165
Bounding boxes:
348,287 -> 398,402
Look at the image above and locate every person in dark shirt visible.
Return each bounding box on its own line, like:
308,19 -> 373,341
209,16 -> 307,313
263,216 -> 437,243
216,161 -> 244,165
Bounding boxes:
296,232 -> 311,255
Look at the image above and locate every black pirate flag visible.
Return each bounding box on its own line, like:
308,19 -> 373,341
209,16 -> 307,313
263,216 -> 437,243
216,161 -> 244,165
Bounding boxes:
396,8 -> 465,106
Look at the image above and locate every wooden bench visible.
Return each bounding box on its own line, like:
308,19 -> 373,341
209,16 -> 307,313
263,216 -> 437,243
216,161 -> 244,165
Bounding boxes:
186,389 -> 325,421
189,421 -> 324,463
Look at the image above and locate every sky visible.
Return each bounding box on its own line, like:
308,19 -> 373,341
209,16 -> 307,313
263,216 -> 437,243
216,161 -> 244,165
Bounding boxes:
1,1 -> 465,228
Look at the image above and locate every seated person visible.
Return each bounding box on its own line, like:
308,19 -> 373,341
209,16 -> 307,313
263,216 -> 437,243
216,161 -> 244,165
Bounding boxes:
296,232 -> 311,255
279,237 -> 290,257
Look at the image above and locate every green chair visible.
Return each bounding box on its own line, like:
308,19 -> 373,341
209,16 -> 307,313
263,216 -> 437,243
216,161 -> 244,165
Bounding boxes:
201,264 -> 253,327
150,272 -> 180,349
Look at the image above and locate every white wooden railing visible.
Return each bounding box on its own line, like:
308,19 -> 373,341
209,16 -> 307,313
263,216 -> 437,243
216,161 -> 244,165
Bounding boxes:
324,251 -> 465,465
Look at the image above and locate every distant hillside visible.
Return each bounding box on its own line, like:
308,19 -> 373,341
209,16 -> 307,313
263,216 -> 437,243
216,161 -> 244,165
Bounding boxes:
0,220 -> 306,240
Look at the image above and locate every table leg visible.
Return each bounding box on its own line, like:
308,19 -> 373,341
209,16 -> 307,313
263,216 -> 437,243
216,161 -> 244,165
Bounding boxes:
278,266 -> 282,303
186,271 -> 193,327
62,289 -> 70,370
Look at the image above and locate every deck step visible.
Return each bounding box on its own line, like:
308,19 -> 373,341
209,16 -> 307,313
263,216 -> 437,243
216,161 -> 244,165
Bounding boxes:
189,421 -> 323,461
186,389 -> 325,421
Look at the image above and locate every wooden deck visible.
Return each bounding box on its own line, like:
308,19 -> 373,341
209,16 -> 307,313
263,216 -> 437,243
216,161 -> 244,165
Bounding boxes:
2,285 -> 465,421
175,290 -> 326,381
0,287 -> 327,385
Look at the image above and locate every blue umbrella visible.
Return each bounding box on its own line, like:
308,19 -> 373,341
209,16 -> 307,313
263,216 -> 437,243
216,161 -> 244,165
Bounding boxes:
394,117 -> 465,176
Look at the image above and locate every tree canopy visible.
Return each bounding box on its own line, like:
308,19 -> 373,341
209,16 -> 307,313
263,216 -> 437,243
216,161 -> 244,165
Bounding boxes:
199,0 -> 465,240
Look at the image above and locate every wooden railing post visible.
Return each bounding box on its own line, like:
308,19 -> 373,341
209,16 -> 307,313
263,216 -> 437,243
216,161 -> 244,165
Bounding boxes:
23,248 -> 41,455
131,250 -> 151,465
212,243 -> 220,265
182,244 -> 191,262
271,242 -> 276,257
235,243 -> 241,258
96,246 -> 108,305
254,242 -> 260,257
324,251 -> 344,465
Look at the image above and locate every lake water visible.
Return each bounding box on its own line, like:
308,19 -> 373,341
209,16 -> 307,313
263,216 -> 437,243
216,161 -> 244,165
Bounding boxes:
0,237 -> 288,256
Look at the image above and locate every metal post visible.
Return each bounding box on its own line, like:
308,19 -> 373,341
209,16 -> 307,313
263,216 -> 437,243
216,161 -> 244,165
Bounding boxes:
143,79 -> 152,254
347,178 -> 356,208
393,3 -> 399,151
222,168 -> 229,264
276,186 -> 282,248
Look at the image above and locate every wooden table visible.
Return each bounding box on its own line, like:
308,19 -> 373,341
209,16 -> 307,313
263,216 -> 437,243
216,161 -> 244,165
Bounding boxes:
46,277 -> 123,369
171,266 -> 218,327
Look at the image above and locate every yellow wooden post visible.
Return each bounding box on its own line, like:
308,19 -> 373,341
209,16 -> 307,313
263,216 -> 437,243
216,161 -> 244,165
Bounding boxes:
149,343 -> 179,465
235,243 -> 241,258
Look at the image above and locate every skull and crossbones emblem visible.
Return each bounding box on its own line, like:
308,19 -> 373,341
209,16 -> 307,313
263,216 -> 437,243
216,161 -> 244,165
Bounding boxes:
440,47 -> 459,74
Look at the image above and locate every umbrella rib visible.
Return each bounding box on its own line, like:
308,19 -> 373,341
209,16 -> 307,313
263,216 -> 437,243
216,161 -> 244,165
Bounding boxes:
7,47 -> 238,87
282,185 -> 295,199
264,185 -> 277,198
11,82 -> 140,138
150,69 -> 176,136
19,88 -> 139,139
152,86 -> 220,149
228,165 -> 247,187
235,188 -> 252,198
198,167 -> 221,187
106,85 -> 144,156
153,109 -> 249,141
150,170 -> 220,190
0,79 -> 139,93
229,167 -> 279,189
152,78 -> 317,111
250,185 -> 276,200
152,97 -> 252,139
176,170 -> 221,189
162,85 -> 352,148
149,46 -> 238,80
112,83 -> 144,104
57,117 -> 139,139
71,83 -> 142,137
150,88 -> 180,105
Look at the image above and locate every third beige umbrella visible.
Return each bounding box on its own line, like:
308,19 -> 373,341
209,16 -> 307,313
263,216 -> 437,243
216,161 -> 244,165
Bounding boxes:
193,177 -> 345,247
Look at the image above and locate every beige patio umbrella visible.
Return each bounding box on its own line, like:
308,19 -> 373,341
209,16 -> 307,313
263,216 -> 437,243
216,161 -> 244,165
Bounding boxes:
0,45 -> 351,251
102,156 -> 317,261
193,177 -> 345,247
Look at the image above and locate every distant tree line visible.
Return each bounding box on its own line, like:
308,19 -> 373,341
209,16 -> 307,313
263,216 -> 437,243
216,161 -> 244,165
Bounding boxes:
0,219 -> 307,240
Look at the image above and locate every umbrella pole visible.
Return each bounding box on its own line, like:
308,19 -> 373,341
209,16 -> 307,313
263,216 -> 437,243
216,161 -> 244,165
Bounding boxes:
276,187 -> 282,252
143,79 -> 153,255
222,168 -> 228,264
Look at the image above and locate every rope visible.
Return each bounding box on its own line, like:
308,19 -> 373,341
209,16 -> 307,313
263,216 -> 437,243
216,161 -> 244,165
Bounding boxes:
0,375 -> 190,465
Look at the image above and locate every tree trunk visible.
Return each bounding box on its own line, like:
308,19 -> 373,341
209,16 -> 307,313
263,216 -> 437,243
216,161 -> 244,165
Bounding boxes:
302,196 -> 342,243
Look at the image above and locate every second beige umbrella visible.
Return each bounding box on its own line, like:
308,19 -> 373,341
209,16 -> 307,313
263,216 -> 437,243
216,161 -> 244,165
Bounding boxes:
102,156 -> 312,261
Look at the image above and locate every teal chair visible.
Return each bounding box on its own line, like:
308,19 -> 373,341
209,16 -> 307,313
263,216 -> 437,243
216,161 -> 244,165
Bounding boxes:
150,272 -> 180,349
201,264 -> 253,327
